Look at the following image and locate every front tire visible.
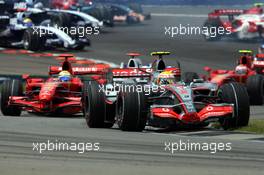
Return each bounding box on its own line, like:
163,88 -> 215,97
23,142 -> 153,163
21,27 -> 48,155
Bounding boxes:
218,82 -> 250,129
1,79 -> 23,116
246,75 -> 264,105
116,87 -> 148,131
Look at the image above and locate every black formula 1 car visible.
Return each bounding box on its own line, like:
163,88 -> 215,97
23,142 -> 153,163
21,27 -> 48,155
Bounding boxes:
0,1 -> 103,50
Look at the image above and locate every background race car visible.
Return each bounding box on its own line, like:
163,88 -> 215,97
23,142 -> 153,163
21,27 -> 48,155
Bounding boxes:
0,54 -> 109,116
51,0 -> 115,27
49,0 -> 150,26
253,53 -> 264,74
203,3 -> 264,41
203,50 -> 264,105
0,0 -> 103,50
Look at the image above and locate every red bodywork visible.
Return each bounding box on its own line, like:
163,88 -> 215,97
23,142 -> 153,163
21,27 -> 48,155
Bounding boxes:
207,6 -> 264,35
7,55 -> 108,116
150,85 -> 233,125
204,55 -> 257,86
151,106 -> 233,124
11,77 -> 83,115
253,54 -> 264,74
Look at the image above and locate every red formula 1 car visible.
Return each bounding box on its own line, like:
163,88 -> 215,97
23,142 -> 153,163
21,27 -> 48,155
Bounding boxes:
0,54 -> 109,117
203,3 -> 264,41
253,53 -> 264,74
203,50 -> 264,105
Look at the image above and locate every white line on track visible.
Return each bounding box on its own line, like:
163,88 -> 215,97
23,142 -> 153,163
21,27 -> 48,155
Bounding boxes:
151,13 -> 207,18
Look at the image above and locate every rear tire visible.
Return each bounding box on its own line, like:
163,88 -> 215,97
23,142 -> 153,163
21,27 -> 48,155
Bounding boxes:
116,87 -> 148,131
218,82 -> 250,129
83,81 -> 113,128
246,75 -> 264,105
1,79 -> 23,116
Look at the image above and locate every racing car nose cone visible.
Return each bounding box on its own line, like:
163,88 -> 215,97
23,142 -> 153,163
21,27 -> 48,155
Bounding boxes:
39,93 -> 53,101
182,113 -> 200,123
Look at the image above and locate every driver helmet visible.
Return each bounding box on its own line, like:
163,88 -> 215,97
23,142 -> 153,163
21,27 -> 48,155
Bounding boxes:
59,71 -> 71,82
258,44 -> 264,54
156,71 -> 177,85
23,18 -> 33,27
235,65 -> 248,75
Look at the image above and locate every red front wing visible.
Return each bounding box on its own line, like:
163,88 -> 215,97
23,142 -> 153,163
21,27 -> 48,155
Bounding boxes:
151,104 -> 233,124
9,96 -> 81,114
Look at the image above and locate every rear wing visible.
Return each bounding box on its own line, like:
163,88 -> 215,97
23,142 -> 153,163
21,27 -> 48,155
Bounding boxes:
256,54 -> 264,58
208,9 -> 244,18
112,68 -> 153,78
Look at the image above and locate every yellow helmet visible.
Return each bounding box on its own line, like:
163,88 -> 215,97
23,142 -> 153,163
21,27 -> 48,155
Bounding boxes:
156,71 -> 176,85
59,71 -> 71,82
59,71 -> 71,76
23,18 -> 33,27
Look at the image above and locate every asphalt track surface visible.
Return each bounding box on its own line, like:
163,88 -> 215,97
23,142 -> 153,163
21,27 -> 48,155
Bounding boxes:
0,6 -> 264,175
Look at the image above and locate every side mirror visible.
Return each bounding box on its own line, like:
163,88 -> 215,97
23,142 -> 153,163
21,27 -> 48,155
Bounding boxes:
204,66 -> 212,72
